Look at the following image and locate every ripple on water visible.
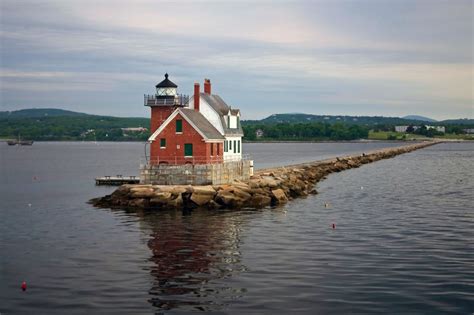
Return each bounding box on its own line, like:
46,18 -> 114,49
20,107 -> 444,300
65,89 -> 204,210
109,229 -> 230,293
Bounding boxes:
1,142 -> 473,314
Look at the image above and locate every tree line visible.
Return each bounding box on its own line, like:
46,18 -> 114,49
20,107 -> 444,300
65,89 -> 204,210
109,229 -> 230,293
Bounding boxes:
1,115 -> 471,142
0,116 -> 149,141
242,122 -> 369,141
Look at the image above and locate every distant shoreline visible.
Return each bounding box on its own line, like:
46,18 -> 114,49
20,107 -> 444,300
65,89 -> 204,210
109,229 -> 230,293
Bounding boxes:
243,139 -> 416,144
0,139 -> 418,144
1,139 -> 470,144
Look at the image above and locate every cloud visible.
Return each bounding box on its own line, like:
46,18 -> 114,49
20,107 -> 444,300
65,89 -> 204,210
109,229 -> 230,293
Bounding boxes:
0,0 -> 472,119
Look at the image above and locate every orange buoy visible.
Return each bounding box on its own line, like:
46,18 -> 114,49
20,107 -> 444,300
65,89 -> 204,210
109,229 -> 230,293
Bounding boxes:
21,281 -> 27,291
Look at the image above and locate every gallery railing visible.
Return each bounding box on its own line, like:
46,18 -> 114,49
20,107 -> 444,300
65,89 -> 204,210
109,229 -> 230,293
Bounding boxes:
144,94 -> 189,106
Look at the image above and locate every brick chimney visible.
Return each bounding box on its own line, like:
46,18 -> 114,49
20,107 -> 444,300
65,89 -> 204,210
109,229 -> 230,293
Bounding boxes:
194,83 -> 200,111
204,78 -> 211,95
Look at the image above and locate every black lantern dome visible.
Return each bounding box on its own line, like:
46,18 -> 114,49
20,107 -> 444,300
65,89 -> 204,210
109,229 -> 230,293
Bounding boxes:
145,73 -> 189,107
155,73 -> 178,88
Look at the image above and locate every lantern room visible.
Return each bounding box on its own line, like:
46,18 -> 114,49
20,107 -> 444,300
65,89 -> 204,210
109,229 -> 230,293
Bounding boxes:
155,73 -> 177,97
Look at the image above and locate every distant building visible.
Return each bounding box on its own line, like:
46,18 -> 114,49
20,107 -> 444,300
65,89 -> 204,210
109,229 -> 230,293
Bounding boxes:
425,126 -> 445,133
121,127 -> 148,133
395,125 -> 444,133
395,126 -> 409,132
80,129 -> 95,137
463,128 -> 474,134
395,125 -> 420,132
255,129 -> 264,138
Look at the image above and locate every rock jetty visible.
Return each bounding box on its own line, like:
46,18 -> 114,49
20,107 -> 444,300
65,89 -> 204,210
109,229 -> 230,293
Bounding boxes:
91,141 -> 439,210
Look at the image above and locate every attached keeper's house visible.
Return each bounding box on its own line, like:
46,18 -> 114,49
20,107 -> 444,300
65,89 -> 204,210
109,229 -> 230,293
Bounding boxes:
141,74 -> 250,185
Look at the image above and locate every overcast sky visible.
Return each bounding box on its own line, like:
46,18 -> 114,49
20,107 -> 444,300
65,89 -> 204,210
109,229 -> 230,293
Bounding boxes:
1,0 -> 472,120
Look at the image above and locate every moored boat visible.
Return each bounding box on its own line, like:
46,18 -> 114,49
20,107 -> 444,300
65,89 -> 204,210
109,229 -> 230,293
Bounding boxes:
6,137 -> 34,146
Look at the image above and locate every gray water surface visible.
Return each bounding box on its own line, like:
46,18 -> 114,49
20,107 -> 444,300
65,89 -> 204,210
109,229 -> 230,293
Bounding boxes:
1,141 -> 473,314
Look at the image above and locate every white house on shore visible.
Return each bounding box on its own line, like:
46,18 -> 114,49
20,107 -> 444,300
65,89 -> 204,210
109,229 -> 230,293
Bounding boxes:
395,125 -> 445,133
395,126 -> 415,132
426,126 -> 446,133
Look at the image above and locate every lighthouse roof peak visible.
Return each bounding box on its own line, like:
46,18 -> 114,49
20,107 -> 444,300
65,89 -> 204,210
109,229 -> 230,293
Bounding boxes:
155,73 -> 178,88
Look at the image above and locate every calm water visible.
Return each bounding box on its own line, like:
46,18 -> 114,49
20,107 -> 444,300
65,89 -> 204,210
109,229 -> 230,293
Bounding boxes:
1,142 -> 473,314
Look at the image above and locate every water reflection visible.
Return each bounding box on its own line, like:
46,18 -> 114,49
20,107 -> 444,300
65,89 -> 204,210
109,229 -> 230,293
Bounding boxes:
133,209 -> 250,312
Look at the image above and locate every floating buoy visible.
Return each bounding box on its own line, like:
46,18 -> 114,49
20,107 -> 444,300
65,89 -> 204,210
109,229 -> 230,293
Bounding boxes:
28,203 -> 32,207
332,223 -> 336,229
361,186 -> 364,190
324,203 -> 330,208
21,281 -> 27,291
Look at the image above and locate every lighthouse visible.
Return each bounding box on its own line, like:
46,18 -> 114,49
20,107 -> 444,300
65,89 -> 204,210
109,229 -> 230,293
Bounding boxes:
142,74 -> 249,185
145,73 -> 188,134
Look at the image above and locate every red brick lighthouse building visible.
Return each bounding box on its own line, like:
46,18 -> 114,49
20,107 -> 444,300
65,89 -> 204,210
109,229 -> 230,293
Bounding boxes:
145,74 -> 243,166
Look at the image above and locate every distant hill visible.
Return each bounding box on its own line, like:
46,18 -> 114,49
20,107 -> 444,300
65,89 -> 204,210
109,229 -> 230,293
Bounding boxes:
0,108 -> 90,118
1,108 -> 472,141
243,113 -> 432,126
402,115 -> 437,122
0,108 -> 149,141
243,113 -> 472,126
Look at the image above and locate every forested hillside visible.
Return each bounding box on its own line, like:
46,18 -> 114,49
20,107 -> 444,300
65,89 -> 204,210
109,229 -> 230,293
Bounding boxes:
1,108 -> 472,141
0,114 -> 149,141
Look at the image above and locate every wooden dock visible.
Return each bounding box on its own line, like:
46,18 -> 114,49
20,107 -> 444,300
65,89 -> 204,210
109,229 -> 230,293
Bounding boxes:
95,175 -> 140,186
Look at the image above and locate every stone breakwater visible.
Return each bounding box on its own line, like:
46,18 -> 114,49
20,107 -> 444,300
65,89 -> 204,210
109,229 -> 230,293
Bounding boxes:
91,141 -> 439,210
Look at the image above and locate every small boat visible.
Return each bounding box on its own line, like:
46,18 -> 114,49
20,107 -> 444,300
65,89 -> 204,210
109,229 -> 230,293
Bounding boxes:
6,135 -> 34,146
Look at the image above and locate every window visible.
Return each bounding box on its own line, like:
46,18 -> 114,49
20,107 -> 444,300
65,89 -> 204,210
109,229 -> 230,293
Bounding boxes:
184,143 -> 193,157
224,141 -> 227,152
229,140 -> 232,150
233,140 -> 236,153
237,140 -> 240,153
211,143 -> 214,156
157,87 -> 177,96
217,143 -> 220,155
160,138 -> 166,148
227,115 -> 230,127
176,119 -> 182,133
